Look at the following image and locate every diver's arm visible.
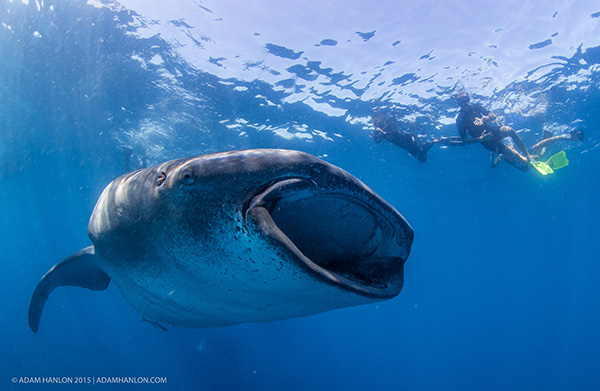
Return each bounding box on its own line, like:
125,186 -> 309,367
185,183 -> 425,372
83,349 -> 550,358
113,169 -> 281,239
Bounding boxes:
439,132 -> 492,146
474,112 -> 496,126
438,136 -> 474,146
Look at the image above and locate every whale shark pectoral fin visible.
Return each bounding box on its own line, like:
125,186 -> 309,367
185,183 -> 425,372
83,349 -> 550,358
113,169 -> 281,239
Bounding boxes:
28,246 -> 110,333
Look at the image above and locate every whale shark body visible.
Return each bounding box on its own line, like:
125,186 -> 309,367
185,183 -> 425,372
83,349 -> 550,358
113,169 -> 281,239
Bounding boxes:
29,149 -> 413,332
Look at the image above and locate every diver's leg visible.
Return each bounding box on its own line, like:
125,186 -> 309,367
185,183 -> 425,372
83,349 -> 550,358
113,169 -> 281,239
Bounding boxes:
530,135 -> 563,154
529,133 -> 583,154
499,126 -> 530,159
500,144 -> 529,171
529,131 -> 552,157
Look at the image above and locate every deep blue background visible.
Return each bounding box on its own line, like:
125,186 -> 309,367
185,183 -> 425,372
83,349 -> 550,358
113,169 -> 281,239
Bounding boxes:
1,1 -> 599,390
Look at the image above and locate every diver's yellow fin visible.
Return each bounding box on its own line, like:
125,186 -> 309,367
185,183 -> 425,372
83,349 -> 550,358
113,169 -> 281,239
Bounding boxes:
531,160 -> 554,175
546,151 -> 568,170
530,151 -> 569,175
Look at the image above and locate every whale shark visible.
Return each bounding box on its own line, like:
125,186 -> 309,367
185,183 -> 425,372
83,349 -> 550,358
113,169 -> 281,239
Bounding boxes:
29,149 -> 413,332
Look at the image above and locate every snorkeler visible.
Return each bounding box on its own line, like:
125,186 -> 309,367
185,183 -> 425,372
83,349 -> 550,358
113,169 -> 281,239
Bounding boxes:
455,92 -> 531,170
373,112 -> 485,162
372,114 -> 435,162
454,92 -> 584,171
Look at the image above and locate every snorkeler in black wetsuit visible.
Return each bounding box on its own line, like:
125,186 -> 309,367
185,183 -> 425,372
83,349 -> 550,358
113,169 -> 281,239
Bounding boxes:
372,115 -> 435,162
455,92 -> 533,170
455,92 -> 585,170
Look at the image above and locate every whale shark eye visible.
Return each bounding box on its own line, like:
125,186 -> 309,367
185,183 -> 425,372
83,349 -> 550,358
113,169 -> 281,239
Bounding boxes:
156,172 -> 167,187
180,168 -> 195,185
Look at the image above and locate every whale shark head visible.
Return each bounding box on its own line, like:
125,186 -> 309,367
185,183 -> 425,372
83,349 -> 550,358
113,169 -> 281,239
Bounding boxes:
137,150 -> 412,297
31,149 -> 414,331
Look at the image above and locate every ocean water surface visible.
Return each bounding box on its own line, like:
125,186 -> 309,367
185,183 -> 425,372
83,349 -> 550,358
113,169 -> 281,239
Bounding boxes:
1,0 -> 600,389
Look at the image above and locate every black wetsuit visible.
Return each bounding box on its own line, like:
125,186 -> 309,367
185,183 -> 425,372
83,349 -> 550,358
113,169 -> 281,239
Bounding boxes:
456,103 -> 502,152
373,115 -> 436,162
378,130 -> 433,163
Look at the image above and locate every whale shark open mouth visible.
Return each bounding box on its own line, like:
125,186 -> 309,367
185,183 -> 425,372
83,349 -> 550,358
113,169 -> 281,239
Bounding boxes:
245,177 -> 413,298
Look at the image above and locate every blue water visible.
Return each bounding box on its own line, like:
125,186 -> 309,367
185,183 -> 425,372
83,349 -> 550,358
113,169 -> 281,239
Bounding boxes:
2,0 -> 600,389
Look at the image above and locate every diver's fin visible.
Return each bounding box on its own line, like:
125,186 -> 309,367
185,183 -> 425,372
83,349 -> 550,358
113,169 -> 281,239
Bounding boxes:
530,160 -> 554,175
568,129 -> 585,142
546,151 -> 569,170
531,151 -> 569,175
28,246 -> 110,333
